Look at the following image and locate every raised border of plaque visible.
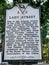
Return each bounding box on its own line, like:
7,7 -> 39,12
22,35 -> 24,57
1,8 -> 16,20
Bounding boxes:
3,3 -> 42,63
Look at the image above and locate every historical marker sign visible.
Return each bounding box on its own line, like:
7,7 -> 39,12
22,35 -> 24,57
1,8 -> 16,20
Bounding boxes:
4,4 -> 42,60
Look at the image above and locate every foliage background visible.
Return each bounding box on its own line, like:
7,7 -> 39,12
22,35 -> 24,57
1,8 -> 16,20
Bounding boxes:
0,0 -> 49,62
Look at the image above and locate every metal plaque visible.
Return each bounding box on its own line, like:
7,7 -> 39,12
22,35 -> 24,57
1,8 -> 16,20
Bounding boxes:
4,3 -> 42,60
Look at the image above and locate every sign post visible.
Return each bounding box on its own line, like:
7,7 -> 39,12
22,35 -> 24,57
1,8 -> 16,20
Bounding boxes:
4,3 -> 42,63
0,52 -> 2,63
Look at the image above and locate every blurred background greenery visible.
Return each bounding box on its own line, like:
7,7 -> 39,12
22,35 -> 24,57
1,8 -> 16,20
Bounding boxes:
0,0 -> 49,62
